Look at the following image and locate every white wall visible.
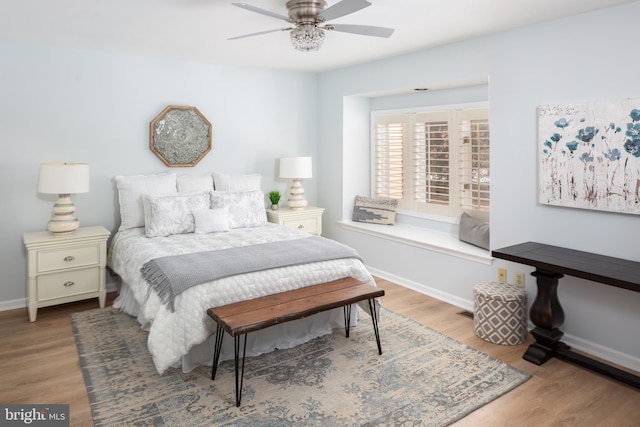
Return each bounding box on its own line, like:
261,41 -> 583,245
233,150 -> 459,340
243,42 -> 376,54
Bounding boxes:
1,2 -> 638,371
0,42 -> 318,304
318,2 -> 640,370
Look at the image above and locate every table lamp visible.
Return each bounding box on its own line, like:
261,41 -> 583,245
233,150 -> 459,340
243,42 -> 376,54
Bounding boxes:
279,157 -> 312,210
38,162 -> 90,234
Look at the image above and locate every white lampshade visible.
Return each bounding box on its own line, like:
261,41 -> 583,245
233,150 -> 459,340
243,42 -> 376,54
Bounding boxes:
38,162 -> 90,234
279,157 -> 312,179
38,162 -> 90,194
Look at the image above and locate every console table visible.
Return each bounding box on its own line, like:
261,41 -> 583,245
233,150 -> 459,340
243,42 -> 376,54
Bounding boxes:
492,241 -> 640,389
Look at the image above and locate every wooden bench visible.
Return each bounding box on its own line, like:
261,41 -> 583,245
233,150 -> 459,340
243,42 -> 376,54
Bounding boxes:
206,277 -> 385,407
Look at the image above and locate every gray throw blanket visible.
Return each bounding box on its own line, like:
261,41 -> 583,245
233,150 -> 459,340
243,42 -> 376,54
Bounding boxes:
140,236 -> 363,311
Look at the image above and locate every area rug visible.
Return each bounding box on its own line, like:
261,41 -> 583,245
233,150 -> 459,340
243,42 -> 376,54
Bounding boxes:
71,306 -> 530,426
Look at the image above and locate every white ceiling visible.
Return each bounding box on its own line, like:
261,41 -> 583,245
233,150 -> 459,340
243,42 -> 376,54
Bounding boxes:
1,0 -> 635,72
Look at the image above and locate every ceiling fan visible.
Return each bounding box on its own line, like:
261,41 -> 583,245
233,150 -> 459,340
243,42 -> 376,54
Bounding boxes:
229,0 -> 395,52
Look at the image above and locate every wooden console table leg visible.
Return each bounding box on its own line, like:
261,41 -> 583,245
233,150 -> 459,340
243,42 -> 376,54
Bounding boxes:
524,269 -> 568,365
525,269 -> 640,389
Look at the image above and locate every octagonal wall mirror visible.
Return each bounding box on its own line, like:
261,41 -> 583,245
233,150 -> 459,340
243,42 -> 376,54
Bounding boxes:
150,105 -> 212,167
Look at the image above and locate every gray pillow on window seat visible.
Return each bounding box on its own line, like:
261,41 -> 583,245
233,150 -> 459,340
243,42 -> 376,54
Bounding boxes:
458,212 -> 490,250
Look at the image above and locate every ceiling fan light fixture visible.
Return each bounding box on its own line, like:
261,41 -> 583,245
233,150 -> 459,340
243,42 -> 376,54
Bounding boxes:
231,1 -> 394,51
290,25 -> 325,52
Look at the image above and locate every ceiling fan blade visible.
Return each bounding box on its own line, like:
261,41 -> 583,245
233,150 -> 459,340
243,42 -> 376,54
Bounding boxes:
318,0 -> 371,22
329,24 -> 395,38
231,3 -> 290,21
228,28 -> 290,40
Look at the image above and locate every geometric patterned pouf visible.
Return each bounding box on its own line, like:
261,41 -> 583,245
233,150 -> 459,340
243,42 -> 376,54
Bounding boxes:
473,281 -> 528,345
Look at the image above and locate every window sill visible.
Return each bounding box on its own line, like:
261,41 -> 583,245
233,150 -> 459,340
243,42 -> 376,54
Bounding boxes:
338,220 -> 493,265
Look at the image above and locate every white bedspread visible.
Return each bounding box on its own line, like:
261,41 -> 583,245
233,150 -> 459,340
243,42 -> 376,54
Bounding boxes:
108,223 -> 375,374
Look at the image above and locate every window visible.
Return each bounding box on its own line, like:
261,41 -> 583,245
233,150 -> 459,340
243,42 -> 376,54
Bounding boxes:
374,106 -> 489,218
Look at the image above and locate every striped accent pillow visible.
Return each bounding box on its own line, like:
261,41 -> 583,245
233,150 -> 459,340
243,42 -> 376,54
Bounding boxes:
352,195 -> 398,225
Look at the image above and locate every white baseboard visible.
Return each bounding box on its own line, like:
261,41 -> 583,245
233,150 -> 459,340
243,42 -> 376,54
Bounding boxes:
0,282 -> 119,313
0,298 -> 26,312
367,265 -> 640,374
106,281 -> 119,294
367,266 -> 473,313
561,333 -> 640,373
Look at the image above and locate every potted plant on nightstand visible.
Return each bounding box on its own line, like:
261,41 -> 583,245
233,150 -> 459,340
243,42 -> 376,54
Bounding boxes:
268,191 -> 281,210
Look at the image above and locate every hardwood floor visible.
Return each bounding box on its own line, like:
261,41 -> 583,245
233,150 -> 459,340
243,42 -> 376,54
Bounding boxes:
0,294 -> 117,427
0,279 -> 638,426
376,278 -> 640,427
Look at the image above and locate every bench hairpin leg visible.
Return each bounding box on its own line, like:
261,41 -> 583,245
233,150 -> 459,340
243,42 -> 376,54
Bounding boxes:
211,324 -> 225,380
343,304 -> 352,337
234,334 -> 248,407
368,298 -> 383,355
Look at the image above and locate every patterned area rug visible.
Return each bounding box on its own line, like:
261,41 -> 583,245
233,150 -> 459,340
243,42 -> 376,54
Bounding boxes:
71,306 -> 530,426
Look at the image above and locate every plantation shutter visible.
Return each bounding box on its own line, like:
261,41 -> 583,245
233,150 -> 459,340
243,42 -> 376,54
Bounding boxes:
459,110 -> 490,212
374,118 -> 404,200
413,116 -> 450,207
373,106 -> 489,217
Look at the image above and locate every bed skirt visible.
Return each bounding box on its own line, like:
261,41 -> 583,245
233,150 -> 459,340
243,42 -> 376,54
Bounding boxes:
113,283 -> 358,373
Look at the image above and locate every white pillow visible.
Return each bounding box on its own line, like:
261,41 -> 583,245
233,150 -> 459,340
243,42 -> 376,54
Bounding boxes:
115,173 -> 177,231
142,193 -> 210,237
177,174 -> 214,193
212,172 -> 261,191
192,208 -> 231,234
209,190 -> 267,228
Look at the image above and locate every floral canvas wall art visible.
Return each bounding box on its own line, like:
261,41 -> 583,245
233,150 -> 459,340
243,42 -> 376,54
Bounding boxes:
538,98 -> 640,215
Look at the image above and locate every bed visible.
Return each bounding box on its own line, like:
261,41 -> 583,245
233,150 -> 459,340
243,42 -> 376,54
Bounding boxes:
107,172 -> 376,374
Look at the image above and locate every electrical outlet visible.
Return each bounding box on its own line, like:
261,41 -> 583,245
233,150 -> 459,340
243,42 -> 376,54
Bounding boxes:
514,272 -> 525,288
498,267 -> 507,283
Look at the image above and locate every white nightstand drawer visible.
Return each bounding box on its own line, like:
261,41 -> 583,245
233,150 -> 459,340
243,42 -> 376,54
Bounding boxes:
282,218 -> 318,234
37,267 -> 100,301
266,206 -> 324,236
37,245 -> 99,272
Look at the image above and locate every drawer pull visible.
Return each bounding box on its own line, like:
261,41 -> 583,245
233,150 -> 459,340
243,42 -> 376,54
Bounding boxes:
298,225 -> 305,229
63,281 -> 75,287
64,256 -> 75,262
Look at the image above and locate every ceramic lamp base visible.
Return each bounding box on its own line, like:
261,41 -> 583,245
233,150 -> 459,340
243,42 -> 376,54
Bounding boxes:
48,194 -> 80,234
286,178 -> 307,210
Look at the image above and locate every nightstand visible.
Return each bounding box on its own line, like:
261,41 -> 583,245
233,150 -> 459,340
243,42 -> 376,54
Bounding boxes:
266,206 -> 325,235
22,225 -> 110,322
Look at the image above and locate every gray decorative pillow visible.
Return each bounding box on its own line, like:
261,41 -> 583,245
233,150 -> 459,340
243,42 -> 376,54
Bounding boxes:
142,193 -> 210,237
458,212 -> 490,250
352,195 -> 398,225
209,190 -> 267,228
